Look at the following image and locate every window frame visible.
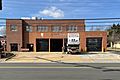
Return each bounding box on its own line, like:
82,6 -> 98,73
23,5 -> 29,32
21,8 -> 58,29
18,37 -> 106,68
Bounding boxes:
52,25 -> 62,32
10,25 -> 17,31
37,26 -> 48,32
67,25 -> 77,32
25,25 -> 32,32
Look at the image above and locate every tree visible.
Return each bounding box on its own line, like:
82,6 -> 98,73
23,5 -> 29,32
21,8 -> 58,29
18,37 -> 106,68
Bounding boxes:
0,26 -> 6,36
107,24 -> 120,47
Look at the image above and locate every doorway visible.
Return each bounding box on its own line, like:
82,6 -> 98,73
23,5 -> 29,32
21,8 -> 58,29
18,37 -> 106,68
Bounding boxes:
36,39 -> 49,52
50,39 -> 63,52
10,43 -> 18,51
27,44 -> 34,51
86,37 -> 102,51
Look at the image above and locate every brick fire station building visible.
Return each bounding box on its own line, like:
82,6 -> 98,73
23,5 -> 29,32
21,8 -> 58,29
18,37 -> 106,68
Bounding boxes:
6,19 -> 107,52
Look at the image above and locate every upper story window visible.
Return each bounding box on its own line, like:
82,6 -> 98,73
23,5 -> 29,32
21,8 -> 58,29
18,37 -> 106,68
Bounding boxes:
52,26 -> 62,32
26,26 -> 32,32
10,25 -> 17,31
67,25 -> 77,32
88,39 -> 98,43
37,26 -> 48,32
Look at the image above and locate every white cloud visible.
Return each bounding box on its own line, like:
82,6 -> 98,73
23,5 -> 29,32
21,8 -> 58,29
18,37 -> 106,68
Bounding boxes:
0,26 -> 6,36
34,6 -> 64,18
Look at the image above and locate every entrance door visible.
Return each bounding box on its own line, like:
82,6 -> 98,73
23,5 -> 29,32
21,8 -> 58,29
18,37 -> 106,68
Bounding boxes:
50,39 -> 63,52
27,44 -> 34,51
86,37 -> 102,51
10,43 -> 18,51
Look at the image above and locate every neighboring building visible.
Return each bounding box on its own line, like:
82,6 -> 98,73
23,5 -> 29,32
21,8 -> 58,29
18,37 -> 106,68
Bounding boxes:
6,19 -> 107,52
0,36 -> 6,51
0,36 -> 3,48
113,41 -> 120,48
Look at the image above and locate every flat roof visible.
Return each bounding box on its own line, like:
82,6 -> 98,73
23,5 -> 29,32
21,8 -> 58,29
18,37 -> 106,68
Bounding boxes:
6,19 -> 85,21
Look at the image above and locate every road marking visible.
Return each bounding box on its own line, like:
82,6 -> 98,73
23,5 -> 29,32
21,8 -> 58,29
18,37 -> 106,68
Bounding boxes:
106,67 -> 120,69
0,66 -> 119,69
0,66 -> 91,69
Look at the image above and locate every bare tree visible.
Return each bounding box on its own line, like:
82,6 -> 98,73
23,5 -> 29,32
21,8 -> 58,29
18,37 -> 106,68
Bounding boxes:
0,26 -> 6,36
107,24 -> 120,47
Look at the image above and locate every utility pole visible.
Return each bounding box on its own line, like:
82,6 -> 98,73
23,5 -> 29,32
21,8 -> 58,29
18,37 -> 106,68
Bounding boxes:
0,0 -> 2,10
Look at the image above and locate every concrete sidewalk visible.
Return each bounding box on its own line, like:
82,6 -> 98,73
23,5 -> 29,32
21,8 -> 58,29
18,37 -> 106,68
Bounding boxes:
2,52 -> 120,63
107,47 -> 120,51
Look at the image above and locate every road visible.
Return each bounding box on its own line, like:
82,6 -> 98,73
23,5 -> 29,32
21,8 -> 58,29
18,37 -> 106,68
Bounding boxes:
0,63 -> 120,80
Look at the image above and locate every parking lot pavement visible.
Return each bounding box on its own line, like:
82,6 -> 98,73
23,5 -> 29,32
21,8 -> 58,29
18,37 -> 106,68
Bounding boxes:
2,51 -> 120,63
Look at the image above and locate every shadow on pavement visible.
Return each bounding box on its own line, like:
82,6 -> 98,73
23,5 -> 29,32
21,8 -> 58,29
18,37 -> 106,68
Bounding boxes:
36,56 -> 120,72
36,57 -> 120,72
69,52 -> 98,55
35,57 -> 106,70
100,79 -> 113,80
108,50 -> 120,55
103,69 -> 120,72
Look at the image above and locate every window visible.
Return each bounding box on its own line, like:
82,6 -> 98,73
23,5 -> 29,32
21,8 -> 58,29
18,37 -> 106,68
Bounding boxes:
52,26 -> 62,32
10,25 -> 17,31
67,25 -> 77,32
26,26 -> 32,32
37,26 -> 48,32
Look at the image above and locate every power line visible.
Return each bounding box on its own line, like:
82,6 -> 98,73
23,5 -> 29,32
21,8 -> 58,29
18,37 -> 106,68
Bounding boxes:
2,17 -> 120,21
6,1 -> 120,3
5,5 -> 119,9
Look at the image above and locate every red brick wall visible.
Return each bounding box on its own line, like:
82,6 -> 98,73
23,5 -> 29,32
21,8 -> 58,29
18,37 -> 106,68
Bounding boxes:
6,19 -> 23,51
22,19 -> 85,51
6,19 -> 107,52
85,31 -> 107,51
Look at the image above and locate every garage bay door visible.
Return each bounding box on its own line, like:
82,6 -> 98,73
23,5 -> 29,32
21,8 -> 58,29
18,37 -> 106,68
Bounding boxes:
86,37 -> 102,51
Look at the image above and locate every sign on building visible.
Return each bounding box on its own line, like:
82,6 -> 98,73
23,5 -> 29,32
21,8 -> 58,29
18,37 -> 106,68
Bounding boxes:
67,33 -> 80,45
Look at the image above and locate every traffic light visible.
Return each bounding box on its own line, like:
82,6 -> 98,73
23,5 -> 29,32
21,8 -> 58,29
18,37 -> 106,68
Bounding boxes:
0,0 -> 2,10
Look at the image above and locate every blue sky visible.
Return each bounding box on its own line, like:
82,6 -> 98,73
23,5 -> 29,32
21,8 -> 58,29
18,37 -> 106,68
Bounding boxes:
1,0 -> 120,19
0,0 -> 120,35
